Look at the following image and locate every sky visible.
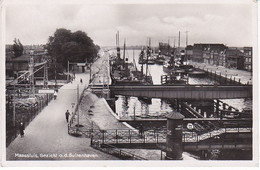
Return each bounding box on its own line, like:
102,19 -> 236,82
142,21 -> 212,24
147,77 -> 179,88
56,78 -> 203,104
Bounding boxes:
4,0 -> 257,47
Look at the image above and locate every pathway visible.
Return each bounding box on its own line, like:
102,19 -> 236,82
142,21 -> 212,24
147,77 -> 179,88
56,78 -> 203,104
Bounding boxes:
6,73 -> 118,160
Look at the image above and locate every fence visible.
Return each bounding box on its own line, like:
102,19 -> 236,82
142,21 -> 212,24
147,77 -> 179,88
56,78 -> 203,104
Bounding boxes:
91,142 -> 147,160
6,93 -> 53,147
193,65 -> 246,85
68,86 -> 87,128
89,127 -> 252,145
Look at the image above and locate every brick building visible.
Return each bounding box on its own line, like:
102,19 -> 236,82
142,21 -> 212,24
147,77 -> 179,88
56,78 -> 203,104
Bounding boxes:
225,48 -> 245,70
192,43 -> 227,63
243,47 -> 252,72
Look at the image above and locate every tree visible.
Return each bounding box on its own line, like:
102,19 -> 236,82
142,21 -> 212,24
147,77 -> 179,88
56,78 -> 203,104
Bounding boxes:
46,28 -> 99,71
13,38 -> 24,57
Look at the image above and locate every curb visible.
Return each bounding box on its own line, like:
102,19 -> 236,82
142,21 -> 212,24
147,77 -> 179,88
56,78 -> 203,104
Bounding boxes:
101,98 -> 136,130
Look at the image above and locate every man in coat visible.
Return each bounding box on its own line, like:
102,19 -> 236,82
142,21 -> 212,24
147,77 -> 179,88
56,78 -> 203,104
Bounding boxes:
19,122 -> 25,137
65,110 -> 71,123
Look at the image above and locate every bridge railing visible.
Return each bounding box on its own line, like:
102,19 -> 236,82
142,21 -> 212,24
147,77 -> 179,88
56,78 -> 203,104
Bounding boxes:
90,129 -> 167,144
183,127 -> 252,143
69,127 -> 252,145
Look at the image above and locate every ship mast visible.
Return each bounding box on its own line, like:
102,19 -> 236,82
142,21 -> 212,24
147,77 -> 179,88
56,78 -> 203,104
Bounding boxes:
141,47 -> 144,76
178,31 -> 180,57
116,31 -> 120,59
123,39 -> 126,62
146,37 -> 151,80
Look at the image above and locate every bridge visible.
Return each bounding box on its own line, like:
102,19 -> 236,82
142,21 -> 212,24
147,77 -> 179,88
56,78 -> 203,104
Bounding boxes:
87,127 -> 252,151
109,85 -> 252,99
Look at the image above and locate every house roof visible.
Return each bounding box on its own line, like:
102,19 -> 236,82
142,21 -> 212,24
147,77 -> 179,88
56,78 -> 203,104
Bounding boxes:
193,43 -> 227,52
185,45 -> 193,50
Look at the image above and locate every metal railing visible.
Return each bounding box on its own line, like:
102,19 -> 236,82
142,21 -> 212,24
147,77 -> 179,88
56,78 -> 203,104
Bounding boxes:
68,87 -> 86,128
193,65 -> 247,85
183,127 -> 252,143
88,127 -> 252,145
6,93 -> 53,146
91,141 -> 147,160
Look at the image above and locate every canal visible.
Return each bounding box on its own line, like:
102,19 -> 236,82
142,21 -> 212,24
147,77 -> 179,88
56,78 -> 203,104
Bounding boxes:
114,50 -> 252,119
109,49 -> 252,160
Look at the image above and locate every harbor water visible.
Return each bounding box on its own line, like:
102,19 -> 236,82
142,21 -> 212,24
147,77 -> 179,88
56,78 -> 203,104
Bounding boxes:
114,50 -> 252,118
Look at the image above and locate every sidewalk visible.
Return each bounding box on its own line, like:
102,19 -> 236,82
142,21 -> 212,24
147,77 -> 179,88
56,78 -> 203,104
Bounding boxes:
6,73 -> 118,160
189,61 -> 252,84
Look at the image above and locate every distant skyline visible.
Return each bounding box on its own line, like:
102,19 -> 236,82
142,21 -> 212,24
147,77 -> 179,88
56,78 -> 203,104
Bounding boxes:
5,1 -> 256,47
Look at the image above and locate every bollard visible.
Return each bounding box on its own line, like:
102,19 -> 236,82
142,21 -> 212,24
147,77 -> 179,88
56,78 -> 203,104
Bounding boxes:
165,112 -> 184,160
216,100 -> 220,117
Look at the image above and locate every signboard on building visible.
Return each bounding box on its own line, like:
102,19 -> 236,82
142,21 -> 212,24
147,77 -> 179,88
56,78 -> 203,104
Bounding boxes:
38,89 -> 55,94
77,63 -> 86,66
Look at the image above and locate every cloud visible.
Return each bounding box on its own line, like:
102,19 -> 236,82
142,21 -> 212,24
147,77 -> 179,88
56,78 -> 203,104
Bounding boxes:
5,3 -> 256,47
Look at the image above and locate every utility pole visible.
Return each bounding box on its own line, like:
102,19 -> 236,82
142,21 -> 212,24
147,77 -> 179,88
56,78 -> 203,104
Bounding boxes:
67,60 -> 69,82
13,98 -> 16,127
54,58 -> 57,89
43,61 -> 48,89
29,50 -> 35,98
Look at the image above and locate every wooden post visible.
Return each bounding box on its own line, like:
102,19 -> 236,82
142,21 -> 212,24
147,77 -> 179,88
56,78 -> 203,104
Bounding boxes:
116,130 -> 118,144
102,130 -> 105,144
216,100 -> 220,117
77,84 -> 79,130
177,100 -> 180,112
133,106 -> 136,120
13,100 -> 16,127
129,130 -> 131,143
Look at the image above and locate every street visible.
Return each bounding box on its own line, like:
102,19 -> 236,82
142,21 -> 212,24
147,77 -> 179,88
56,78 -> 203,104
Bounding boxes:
6,72 -> 118,160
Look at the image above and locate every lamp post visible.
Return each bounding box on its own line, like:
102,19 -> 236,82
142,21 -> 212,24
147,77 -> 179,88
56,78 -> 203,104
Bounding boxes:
54,58 -> 57,89
77,84 -> 79,130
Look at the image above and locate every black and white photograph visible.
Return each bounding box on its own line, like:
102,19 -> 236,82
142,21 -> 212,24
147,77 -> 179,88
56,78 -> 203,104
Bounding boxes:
1,0 -> 258,167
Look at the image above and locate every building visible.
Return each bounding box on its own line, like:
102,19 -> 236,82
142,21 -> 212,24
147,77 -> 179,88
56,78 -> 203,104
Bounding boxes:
192,44 -> 204,62
225,48 -> 245,70
192,44 -> 227,63
6,52 -> 48,77
159,42 -> 175,56
185,45 -> 193,60
218,50 -> 226,66
243,47 -> 252,72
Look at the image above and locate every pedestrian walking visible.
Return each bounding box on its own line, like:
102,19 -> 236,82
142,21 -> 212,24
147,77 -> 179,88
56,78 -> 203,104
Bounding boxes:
19,122 -> 25,137
65,110 -> 71,123
80,78 -> 83,84
139,124 -> 144,138
54,90 -> 57,100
